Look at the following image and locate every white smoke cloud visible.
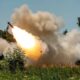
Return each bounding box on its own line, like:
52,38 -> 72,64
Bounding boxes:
0,38 -> 10,53
59,29 -> 80,65
11,5 -> 64,32
33,11 -> 64,31
0,38 -> 17,58
60,29 -> 80,49
7,4 -> 80,66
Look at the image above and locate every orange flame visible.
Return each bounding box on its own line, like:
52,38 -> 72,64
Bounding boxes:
12,26 -> 42,61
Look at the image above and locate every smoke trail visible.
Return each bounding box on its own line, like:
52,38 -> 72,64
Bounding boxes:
11,5 -> 64,33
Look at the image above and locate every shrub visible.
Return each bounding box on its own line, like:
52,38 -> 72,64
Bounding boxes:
4,48 -> 25,72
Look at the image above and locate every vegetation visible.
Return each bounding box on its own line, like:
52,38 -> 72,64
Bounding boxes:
0,29 -> 15,42
0,28 -> 80,80
0,65 -> 80,80
0,48 -> 80,80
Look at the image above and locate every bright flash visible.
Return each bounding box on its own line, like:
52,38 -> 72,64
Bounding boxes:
12,26 -> 42,61
12,26 -> 36,49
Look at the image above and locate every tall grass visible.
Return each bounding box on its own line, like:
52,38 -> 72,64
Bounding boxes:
0,67 -> 80,80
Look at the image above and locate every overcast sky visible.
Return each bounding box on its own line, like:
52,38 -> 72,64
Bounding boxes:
0,0 -> 80,31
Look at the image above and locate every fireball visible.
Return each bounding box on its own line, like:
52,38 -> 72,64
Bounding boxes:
12,26 -> 42,61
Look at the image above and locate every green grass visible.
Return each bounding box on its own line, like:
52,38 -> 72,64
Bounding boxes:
0,51 -> 80,80
0,67 -> 80,80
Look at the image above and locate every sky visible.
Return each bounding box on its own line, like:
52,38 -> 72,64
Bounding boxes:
0,0 -> 80,31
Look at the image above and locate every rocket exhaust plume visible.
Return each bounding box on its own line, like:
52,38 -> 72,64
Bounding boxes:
12,26 -> 44,61
7,21 -> 45,62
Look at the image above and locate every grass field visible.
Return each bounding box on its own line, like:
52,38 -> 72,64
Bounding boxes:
0,49 -> 80,80
0,67 -> 80,80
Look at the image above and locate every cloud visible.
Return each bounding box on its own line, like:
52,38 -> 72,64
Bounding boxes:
11,5 -> 64,32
